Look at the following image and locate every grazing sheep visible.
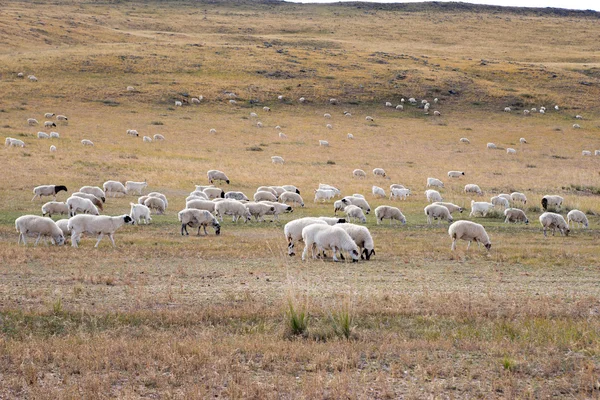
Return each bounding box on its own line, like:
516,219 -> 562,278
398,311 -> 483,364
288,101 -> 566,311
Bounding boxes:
125,181 -> 148,195
341,196 -> 371,214
50,145 -> 57,152
504,208 -> 529,224
279,132 -> 287,139
573,124 -> 581,129
319,140 -> 329,147
56,115 -> 68,122
103,181 -> 127,197
66,196 -> 99,217
385,102 -> 393,107
229,100 -> 237,105
257,122 -> 263,128
178,208 -> 220,236
280,192 -> 304,207
27,118 -> 39,125
425,189 -> 442,203
50,132 -> 59,138
81,139 -> 94,146
44,121 -> 56,128
250,112 -> 258,118
424,204 -> 453,224
299,97 -> 306,103
127,129 -> 139,137
68,214 -> 134,247
186,194 -> 208,204
245,202 -> 276,222
575,115 -> 583,119
329,98 -> 338,105
373,168 -> 387,178
144,197 -> 165,215
595,150 -> 600,156
72,192 -> 103,211
491,196 -> 510,209
261,201 -> 293,221
317,184 -> 339,196
147,192 -> 168,209
225,191 -> 249,201
207,170 -> 230,184
447,171 -> 465,178
448,220 -> 491,251
541,195 -> 563,211
28,75 -> 38,82
372,186 -> 386,198
353,169 -> 367,179
263,107 -> 271,112
365,116 -> 374,121
79,186 -> 106,202
511,192 -> 527,205
567,210 -> 588,229
487,143 -> 497,149
301,224 -> 359,262
15,215 -> 65,246
143,136 -> 152,143
210,129 -> 217,134
284,217 -> 329,256
433,111 -> 441,116
269,186 -> 286,197
524,110 -> 530,116
37,131 -> 49,139
254,191 -> 278,202
203,187 -> 225,199
504,107 -> 511,112
336,223 -> 375,260
130,203 -> 152,225
396,105 -> 403,110
344,205 -> 367,223
347,133 -> 354,139
314,189 -> 336,203
334,200 -> 347,215
214,199 -> 252,223
389,183 -> 405,190
153,134 -> 165,141
433,202 -> 463,214
460,138 -> 470,144
175,101 -> 183,106
427,177 -> 444,188
282,185 -> 301,194
17,72 -> 24,78
520,138 -> 527,144
127,86 -> 135,91
324,113 -> 331,118
41,201 -> 69,217
32,185 -> 68,201
55,219 -> 70,239
185,199 -> 216,213
191,97 -> 201,104
469,200 -> 495,217
498,194 -> 512,203
582,150 -> 592,156
374,205 -> 406,225
5,137 -> 25,147
390,188 -> 410,200
464,184 -> 483,196
507,148 -> 516,154
257,186 -> 278,196
539,212 -> 570,237
271,156 -> 284,164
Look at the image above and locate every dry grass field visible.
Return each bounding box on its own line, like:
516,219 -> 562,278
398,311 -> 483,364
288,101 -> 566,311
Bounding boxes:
1,0 -> 600,398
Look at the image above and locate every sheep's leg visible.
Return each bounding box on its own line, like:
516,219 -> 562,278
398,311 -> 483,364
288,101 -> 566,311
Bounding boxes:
466,241 -> 471,251
301,242 -> 310,261
94,233 -> 104,248
108,234 -> 116,247
71,232 -> 79,247
451,239 -> 456,251
203,225 -> 209,235
34,233 -> 42,246
543,227 -> 547,237
332,247 -> 339,262
288,240 -> 295,256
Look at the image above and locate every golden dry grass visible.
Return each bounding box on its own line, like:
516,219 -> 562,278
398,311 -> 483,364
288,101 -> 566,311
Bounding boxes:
1,0 -> 600,398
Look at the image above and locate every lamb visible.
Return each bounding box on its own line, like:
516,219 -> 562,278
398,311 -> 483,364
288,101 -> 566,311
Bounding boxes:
44,121 -> 56,128
203,187 -> 225,199
504,208 -> 529,224
68,214 -> 134,247
507,148 -> 516,154
424,204 -> 453,224
72,192 -> 104,211
49,132 -> 59,138
271,156 -> 284,164
353,169 -> 367,179
460,138 -> 470,144
207,170 -> 230,184
225,191 -> 249,201
41,201 -> 69,217
319,140 -> 329,147
314,189 -> 336,203
425,189 -> 442,203
487,143 -> 497,149
144,197 -> 165,215
147,192 -> 168,209
567,209 -> 589,229
372,186 -> 386,198
254,191 -> 278,202
125,180 -> 148,195
427,177 -> 444,188
66,196 -> 99,217
15,215 -> 65,246
37,131 -> 49,139
301,224 -> 359,262
103,180 -> 127,197
79,186 -> 106,202
344,205 -> 367,223
541,195 -> 563,211
130,203 -> 152,224
374,205 -> 406,225
284,217 -> 329,256
32,185 -> 68,201
490,196 -> 510,209
464,184 -> 483,196
81,139 -> 94,146
341,196 -> 371,214
178,208 -> 220,236
448,220 -> 491,251
142,136 -> 152,143
336,223 -> 375,260
261,201 -> 293,221
373,168 -> 387,178
27,118 -> 39,126
127,129 -> 139,137
185,199 -> 216,213
279,192 -> 304,207
5,137 -> 25,147
539,212 -> 570,237
433,202 -> 463,214
50,145 -> 57,152
245,202 -> 276,222
214,200 -> 252,223
469,200 -> 495,217
511,192 -> 527,205
390,188 -> 410,200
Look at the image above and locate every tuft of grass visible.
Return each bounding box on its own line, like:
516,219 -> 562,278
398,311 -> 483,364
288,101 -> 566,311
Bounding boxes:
150,121 -> 164,125
330,307 -> 356,340
502,356 -> 516,372
246,146 -> 263,152
326,160 -> 336,165
285,298 -> 309,338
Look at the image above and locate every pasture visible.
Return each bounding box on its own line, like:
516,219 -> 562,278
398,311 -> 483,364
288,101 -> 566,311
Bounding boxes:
1,0 -> 599,397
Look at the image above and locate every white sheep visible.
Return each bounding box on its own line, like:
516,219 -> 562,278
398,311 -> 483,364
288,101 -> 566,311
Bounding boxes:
175,101 -> 183,107
301,224 -> 359,262
269,186 -> 286,196
511,192 -> 527,205
317,184 -> 338,196
539,212 -> 570,237
329,98 -> 338,105
250,112 -> 258,118
283,217 -> 329,256
464,184 -> 483,196
595,150 -> 600,156
389,183 -> 405,190
50,145 -> 57,152
374,205 -> 406,225
256,186 -> 277,196
144,197 -> 165,215
344,204 -> 366,223
55,219 -> 70,239
263,106 -> 271,112
178,208 -> 220,236
427,178 -> 444,188
498,194 -> 512,203
28,75 -> 38,82
27,118 -> 38,125
5,137 -> 25,147
224,191 -> 249,202
257,122 -> 263,128
347,133 -> 354,139
130,203 -> 152,224
17,72 -> 24,78
280,192 -> 304,207
314,189 -> 336,203
573,124 -> 581,129
72,192 -> 104,211
372,186 -> 386,198
373,168 -> 387,178
56,115 -> 68,122
520,138 -> 527,144
68,214 -> 134,247
385,102 -> 392,107
41,201 -> 69,217
390,188 -> 410,200
207,170 -> 230,184
433,202 -> 464,214
425,189 -> 442,203
210,129 -> 217,134
191,97 -> 201,104
448,220 -> 491,251
15,215 -> 65,246
334,200 -> 347,215
103,180 -> 127,197
396,105 -> 403,110
336,223 -> 375,260
567,210 -> 588,229
582,150 -> 592,156
575,115 -> 583,120
214,200 -> 251,223
487,143 -> 497,149
447,171 -> 465,178
504,107 -> 511,112
490,196 -> 509,209
279,132 -> 287,139
44,112 -> 55,118
504,208 -> 529,224
282,185 -> 301,194
245,202 -> 276,222
319,140 -> 329,147
271,156 -> 284,164
147,192 -> 168,209
203,187 -> 225,199
79,186 -> 106,202
125,180 -> 148,195
254,191 -> 278,202
460,138 -> 470,144
32,185 -> 68,201
353,169 -> 366,179
324,113 -> 331,118
299,97 -> 306,103
341,196 -> 371,214
507,148 -> 516,154
365,116 -> 374,121
143,136 -> 152,143
424,204 -> 453,224
37,131 -> 49,139
433,111 -> 441,116
127,86 -> 135,91
261,201 -> 293,221
50,132 -> 59,138
541,195 -> 563,211
127,129 -> 139,137
66,196 -> 99,217
153,134 -> 165,141
44,121 -> 56,128
185,199 -> 216,213
81,139 -> 94,146
469,200 -> 495,217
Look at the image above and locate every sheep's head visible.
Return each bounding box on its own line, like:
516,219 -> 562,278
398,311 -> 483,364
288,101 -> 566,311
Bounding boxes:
123,215 -> 134,225
362,248 -> 375,260
226,180 -> 230,184
213,222 -> 221,235
55,185 -> 68,193
351,249 -> 360,262
484,243 -> 492,251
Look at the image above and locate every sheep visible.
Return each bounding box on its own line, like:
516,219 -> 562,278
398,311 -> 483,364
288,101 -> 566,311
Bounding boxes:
50,132 -> 59,138
41,201 -> 69,217
214,200 -> 252,223
390,184 -> 405,190
103,180 -> 127,197
32,185 -> 68,201
50,145 -> 57,152
491,196 -> 510,209
365,116 -> 374,121
261,201 -> 293,221
127,86 -> 135,91
175,101 -> 183,107
372,186 -> 386,198
317,184 -> 339,196
433,202 -> 463,214
374,205 -> 406,225
178,209 -> 220,236
385,102 -> 393,107
341,196 -> 371,214
143,136 -> 152,143
278,95 -> 284,101
352,194 -> 364,198
191,97 -> 201,104
56,115 -> 68,122
185,194 -> 208,203
130,203 -> 152,225
284,217 -> 329,256
271,156 -> 285,164
424,204 -> 453,224
153,134 -> 165,141
334,200 -> 347,215
336,223 -> 375,260
541,195 -> 563,211
314,189 -> 336,203
427,178 -> 444,188
15,215 -> 65,246
595,150 -> 600,156
353,169 -> 367,179
390,188 -> 410,200
582,150 -> 592,156
27,118 -> 39,125
523,109 -> 530,116
487,143 -> 497,149
324,113 -> 332,118
433,111 -> 441,116
448,220 -> 491,251
329,98 -> 338,105
425,189 -> 442,203
511,192 -> 527,205
282,185 -> 301,194
460,138 -> 470,144
504,107 -> 511,112
125,181 -> 148,195
210,129 -> 217,134
195,185 -> 214,191
127,129 -> 139,137
71,192 -> 104,211
203,187 -> 225,199
263,106 -> 271,112
567,210 -> 588,229
5,137 -> 25,147
498,194 -> 512,203
343,111 -> 351,117
37,131 -> 49,139
147,192 -> 168,209
396,105 -> 403,110
319,140 -> 329,147
186,199 -> 216,213
44,121 -> 56,128
280,192 -> 304,207
447,171 -> 465,178
573,124 -> 581,129
28,75 -> 38,82
17,72 -> 24,78
408,98 -> 417,104
373,168 -> 387,178
539,212 -> 570,237
347,133 -> 354,139
507,148 -> 517,154
144,197 -> 165,215
269,186 -> 286,197
225,191 -> 249,201
464,184 -> 483,196
81,139 -> 94,146
68,214 -> 133,247
55,219 -> 70,239
257,122 -> 263,128
66,196 -> 99,217
344,205 -> 367,223
245,202 -> 276,222
469,200 -> 495,217
520,138 -> 527,144
79,186 -> 106,202
301,224 -> 359,262
504,208 -> 529,224
279,132 -> 287,139
254,190 -> 278,203
207,170 -> 230,184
